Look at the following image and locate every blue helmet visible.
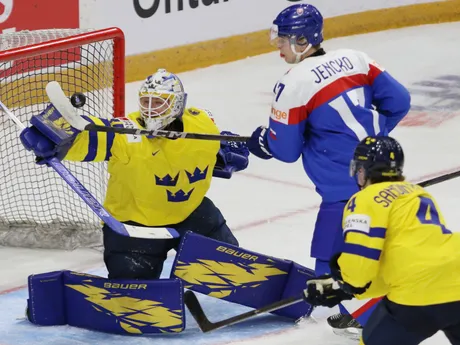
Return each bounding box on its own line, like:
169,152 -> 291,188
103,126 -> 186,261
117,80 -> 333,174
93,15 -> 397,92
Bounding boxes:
350,136 -> 405,181
272,4 -> 324,46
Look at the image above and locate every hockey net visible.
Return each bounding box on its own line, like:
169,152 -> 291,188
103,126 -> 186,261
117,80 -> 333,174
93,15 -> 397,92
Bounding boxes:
0,28 -> 125,249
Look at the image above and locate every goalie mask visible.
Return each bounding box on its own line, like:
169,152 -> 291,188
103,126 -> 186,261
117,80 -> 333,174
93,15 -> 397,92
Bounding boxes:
138,69 -> 187,131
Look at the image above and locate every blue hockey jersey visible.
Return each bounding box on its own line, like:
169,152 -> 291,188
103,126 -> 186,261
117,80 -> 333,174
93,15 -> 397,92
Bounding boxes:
268,49 -> 411,202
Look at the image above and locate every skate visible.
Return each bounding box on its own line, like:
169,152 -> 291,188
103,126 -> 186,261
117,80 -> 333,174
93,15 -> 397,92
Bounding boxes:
327,313 -> 362,340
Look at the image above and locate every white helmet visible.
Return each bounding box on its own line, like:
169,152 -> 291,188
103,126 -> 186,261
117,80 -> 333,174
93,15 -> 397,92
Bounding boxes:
138,69 -> 187,131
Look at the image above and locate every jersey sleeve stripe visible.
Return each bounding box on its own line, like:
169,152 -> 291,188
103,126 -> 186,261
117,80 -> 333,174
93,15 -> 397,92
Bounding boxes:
286,105 -> 308,125
101,118 -> 114,160
368,64 -> 383,84
342,243 -> 381,261
345,227 -> 386,238
93,117 -> 109,162
305,74 -> 369,115
81,116 -> 98,162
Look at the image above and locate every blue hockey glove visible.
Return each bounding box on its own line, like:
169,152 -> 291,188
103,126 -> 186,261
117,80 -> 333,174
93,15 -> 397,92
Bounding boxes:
303,274 -> 353,308
20,104 -> 80,165
247,126 -> 272,160
20,126 -> 58,164
213,131 -> 249,179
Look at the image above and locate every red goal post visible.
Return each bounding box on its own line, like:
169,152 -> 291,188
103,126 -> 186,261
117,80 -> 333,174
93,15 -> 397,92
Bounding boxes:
0,27 -> 125,249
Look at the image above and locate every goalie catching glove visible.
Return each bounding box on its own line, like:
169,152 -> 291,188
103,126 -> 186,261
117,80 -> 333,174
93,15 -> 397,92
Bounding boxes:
20,104 -> 80,164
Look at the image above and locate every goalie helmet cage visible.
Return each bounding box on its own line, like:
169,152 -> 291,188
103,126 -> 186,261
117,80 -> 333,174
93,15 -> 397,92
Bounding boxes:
0,27 -> 125,249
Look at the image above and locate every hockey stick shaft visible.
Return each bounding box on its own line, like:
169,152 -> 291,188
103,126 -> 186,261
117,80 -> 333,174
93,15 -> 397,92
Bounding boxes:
417,169 -> 460,187
0,100 -> 178,240
184,290 -> 304,333
87,123 -> 250,142
46,81 -> 249,143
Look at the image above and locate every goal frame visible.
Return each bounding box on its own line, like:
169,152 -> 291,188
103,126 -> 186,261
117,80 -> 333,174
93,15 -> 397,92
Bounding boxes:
0,26 -> 126,117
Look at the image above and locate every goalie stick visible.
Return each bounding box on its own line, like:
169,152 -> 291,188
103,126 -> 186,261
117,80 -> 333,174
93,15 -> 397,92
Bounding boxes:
0,100 -> 179,240
185,170 -> 460,332
46,81 -> 250,143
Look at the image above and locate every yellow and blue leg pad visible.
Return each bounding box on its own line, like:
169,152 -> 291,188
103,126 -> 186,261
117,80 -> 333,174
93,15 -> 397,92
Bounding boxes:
171,232 -> 315,319
27,270 -> 185,334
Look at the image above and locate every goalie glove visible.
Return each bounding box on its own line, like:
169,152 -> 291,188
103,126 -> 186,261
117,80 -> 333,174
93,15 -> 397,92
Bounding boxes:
213,131 -> 249,179
20,104 -> 80,164
303,275 -> 354,308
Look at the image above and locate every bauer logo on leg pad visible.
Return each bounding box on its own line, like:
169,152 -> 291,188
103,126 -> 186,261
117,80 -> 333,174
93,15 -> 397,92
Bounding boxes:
172,232 -> 313,319
27,270 -> 185,334
215,245 -> 259,261
172,232 -> 289,303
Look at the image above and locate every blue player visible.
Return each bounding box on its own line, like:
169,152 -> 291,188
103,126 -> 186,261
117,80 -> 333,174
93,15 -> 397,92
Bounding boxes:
304,135 -> 460,345
247,3 -> 411,334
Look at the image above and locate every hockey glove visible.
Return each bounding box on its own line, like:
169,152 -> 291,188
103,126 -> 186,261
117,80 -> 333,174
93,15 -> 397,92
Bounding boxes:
213,131 -> 249,179
247,126 -> 273,160
329,253 -> 371,295
303,275 -> 353,308
20,104 -> 80,165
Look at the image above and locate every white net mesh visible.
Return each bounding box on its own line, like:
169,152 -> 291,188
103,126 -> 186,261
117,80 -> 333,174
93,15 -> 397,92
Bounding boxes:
0,28 -> 122,249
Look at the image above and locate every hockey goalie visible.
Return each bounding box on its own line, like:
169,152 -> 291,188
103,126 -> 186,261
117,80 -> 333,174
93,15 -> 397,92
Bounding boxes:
16,71 -> 315,334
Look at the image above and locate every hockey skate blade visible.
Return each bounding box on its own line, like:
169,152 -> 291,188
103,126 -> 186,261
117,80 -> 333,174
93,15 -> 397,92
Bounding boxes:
332,327 -> 362,341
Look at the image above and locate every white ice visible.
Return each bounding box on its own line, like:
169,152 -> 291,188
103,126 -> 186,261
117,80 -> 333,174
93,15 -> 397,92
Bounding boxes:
2,21 -> 460,344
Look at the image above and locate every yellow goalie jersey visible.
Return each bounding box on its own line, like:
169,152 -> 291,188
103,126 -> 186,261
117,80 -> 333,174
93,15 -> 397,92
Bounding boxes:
339,181 -> 460,306
64,108 -> 220,226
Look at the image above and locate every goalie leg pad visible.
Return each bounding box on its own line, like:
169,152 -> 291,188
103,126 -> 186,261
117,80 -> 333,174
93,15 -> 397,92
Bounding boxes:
27,270 -> 67,326
27,270 -> 185,334
274,261 -> 315,319
171,232 -> 314,320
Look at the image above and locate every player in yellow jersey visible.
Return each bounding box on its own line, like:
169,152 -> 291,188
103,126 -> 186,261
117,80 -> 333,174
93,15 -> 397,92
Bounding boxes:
303,135 -> 460,345
20,69 -> 248,280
